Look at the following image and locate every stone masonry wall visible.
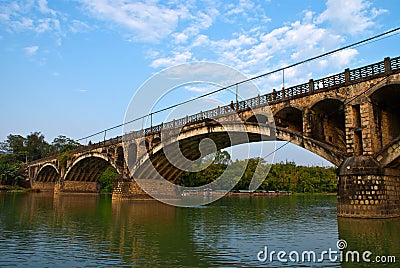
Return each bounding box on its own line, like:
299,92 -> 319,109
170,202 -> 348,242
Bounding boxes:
338,174 -> 400,218
61,181 -> 100,193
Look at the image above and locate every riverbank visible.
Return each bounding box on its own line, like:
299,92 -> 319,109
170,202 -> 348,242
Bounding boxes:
0,185 -> 35,193
227,190 -> 292,197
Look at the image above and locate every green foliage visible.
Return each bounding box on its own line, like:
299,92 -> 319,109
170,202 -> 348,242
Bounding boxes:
1,132 -> 50,161
262,161 -> 337,193
0,155 -> 25,185
50,135 -> 80,154
98,166 -> 117,193
57,153 -> 72,169
0,132 -> 80,186
176,150 -> 230,188
1,133 -> 81,162
176,150 -> 338,193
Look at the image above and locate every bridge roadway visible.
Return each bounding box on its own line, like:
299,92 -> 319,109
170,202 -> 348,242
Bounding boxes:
25,56 -> 400,218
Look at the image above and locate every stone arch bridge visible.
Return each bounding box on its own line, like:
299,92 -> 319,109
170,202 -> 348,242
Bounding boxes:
26,56 -> 400,218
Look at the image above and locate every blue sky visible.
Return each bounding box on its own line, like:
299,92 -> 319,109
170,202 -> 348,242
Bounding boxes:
0,0 -> 399,166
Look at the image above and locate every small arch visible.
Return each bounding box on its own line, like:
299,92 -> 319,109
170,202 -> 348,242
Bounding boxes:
139,139 -> 150,152
116,146 -> 125,168
370,83 -> 400,148
107,148 -> 115,157
245,114 -> 269,124
64,153 -> 119,182
309,98 -> 345,149
127,143 -> 137,171
152,137 -> 161,147
274,107 -> 303,133
35,163 -> 60,182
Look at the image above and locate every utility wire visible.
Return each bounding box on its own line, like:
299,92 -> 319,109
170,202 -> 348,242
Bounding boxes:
77,27 -> 400,142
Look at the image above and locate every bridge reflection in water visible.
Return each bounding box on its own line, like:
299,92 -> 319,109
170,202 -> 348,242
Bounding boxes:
338,217 -> 400,267
0,192 -> 399,266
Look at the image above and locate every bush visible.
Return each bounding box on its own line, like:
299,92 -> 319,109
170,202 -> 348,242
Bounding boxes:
98,166 -> 117,193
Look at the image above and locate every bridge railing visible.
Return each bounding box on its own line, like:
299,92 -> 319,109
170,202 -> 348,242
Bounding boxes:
136,56 -> 400,136
349,60 -> 386,81
391,57 -> 400,70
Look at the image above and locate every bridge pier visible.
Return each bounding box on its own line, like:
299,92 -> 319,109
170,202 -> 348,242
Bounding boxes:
338,156 -> 400,218
112,176 -> 150,200
112,176 -> 180,200
54,180 -> 100,193
31,181 -> 56,192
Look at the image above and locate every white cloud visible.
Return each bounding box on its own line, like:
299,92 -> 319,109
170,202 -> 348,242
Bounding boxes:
192,34 -> 209,47
24,45 -> 39,56
38,0 -> 56,16
78,0 -> 188,42
69,19 -> 91,33
176,7 -> 220,42
317,0 -> 387,35
155,1 -> 382,94
184,84 -> 216,93
173,32 -> 188,44
150,51 -> 193,69
36,18 -> 60,33
0,1 -> 61,34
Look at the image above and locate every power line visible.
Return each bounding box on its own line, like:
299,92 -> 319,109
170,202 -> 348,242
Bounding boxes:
77,27 -> 400,142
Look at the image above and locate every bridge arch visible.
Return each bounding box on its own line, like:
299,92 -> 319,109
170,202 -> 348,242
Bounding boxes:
133,121 -> 273,181
308,98 -> 345,149
152,137 -> 161,148
245,113 -> 269,124
35,163 -> 60,182
369,82 -> 400,149
64,153 -> 120,182
274,106 -> 303,133
116,146 -> 125,169
132,119 -> 345,183
126,142 -> 138,171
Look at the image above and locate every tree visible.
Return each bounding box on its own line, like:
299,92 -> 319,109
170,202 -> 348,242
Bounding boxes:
0,135 -> 27,162
98,166 -> 117,192
0,154 -> 25,185
214,150 -> 232,165
51,135 -> 80,153
25,132 -> 50,160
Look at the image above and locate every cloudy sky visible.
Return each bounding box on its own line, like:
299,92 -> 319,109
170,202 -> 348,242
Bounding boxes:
0,0 -> 399,165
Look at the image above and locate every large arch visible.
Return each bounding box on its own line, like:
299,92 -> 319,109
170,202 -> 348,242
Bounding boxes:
274,106 -> 303,133
64,153 -> 119,182
35,163 -> 60,182
132,119 -> 345,183
370,82 -> 400,149
133,120 -> 273,182
309,98 -> 345,150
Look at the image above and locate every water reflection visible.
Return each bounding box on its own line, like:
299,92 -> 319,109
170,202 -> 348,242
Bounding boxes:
0,192 -> 398,267
338,217 -> 400,267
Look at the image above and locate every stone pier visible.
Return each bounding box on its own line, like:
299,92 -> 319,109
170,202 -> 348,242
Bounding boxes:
338,156 -> 400,218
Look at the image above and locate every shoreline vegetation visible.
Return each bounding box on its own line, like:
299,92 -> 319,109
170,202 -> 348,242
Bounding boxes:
1,132 -> 337,195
